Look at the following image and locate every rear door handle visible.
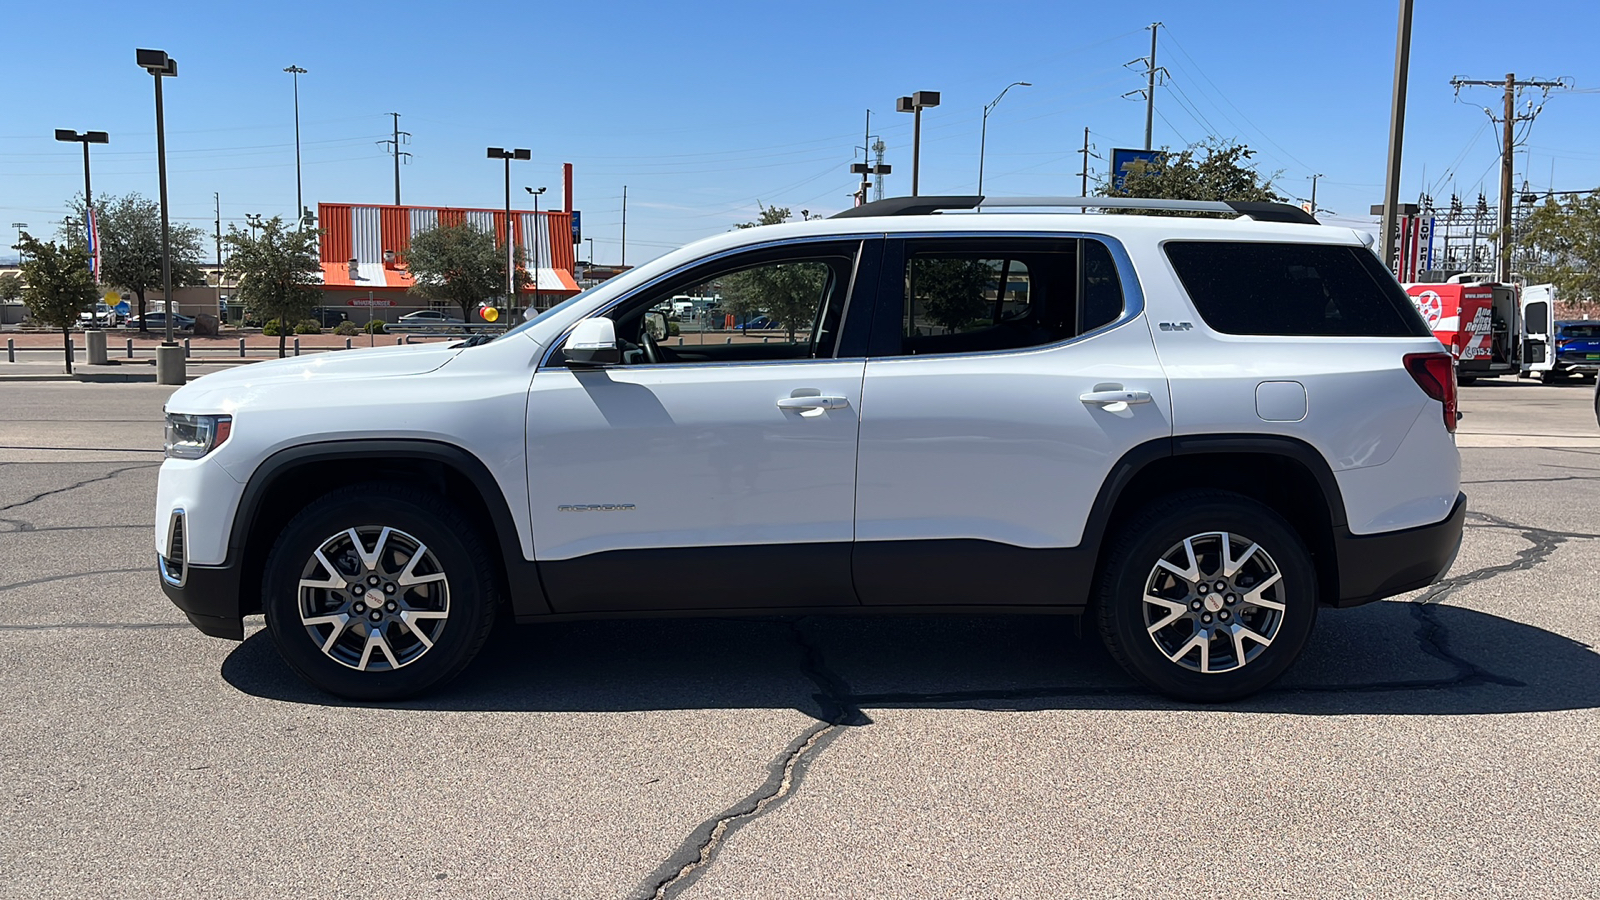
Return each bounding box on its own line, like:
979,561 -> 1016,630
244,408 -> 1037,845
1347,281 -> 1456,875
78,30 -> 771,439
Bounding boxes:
777,395 -> 849,411
1079,389 -> 1153,406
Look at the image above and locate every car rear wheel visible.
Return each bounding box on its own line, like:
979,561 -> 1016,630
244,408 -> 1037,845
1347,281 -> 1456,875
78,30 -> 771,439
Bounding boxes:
262,483 -> 497,701
1095,491 -> 1317,702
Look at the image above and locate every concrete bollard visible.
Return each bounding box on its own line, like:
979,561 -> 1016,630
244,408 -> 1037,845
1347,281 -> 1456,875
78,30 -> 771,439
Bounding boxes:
183,338 -> 191,359
155,343 -> 185,385
677,337 -> 684,346
6,338 -> 13,363
396,337 -> 403,345
86,330 -> 108,365
726,337 -> 733,345
126,338 -> 134,359
345,337 -> 352,350
239,338 -> 246,358
293,337 -> 300,357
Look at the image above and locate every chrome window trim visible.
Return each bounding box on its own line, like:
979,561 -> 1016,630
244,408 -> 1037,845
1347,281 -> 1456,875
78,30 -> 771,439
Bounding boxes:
869,230 -> 1146,363
538,233 -> 883,371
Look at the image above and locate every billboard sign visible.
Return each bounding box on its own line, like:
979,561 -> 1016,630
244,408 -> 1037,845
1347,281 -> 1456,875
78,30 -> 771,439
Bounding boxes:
1109,148 -> 1167,192
570,210 -> 581,245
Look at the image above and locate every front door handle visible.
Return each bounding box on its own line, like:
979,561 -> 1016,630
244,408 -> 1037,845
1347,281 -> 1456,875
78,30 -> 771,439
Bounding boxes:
776,395 -> 849,411
1080,389 -> 1153,406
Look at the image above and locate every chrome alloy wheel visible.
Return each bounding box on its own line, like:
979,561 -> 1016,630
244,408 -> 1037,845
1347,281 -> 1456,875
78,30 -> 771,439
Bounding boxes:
1142,531 -> 1286,675
297,526 -> 450,672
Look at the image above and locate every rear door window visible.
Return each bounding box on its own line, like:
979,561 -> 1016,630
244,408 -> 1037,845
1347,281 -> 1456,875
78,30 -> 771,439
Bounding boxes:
1164,241 -> 1431,337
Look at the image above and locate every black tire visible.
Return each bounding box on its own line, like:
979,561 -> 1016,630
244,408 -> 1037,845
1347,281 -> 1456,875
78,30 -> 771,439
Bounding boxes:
1540,370 -> 1564,385
1457,375 -> 1477,386
1095,490 -> 1317,702
262,482 -> 498,701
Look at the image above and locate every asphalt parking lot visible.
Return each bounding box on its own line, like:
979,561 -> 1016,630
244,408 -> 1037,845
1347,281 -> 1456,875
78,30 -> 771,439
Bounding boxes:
3,379 -> 1599,899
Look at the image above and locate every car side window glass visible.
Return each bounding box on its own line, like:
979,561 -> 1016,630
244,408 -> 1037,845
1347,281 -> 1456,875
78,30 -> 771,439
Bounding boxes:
890,238 -> 1125,356
559,244 -> 859,367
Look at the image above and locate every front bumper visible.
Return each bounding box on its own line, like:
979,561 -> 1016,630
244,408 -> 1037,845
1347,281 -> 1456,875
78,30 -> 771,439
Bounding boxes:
158,558 -> 246,640
1329,492 -> 1467,608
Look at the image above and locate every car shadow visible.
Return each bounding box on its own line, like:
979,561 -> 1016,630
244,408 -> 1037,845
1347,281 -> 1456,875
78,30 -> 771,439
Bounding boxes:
220,600 -> 1600,719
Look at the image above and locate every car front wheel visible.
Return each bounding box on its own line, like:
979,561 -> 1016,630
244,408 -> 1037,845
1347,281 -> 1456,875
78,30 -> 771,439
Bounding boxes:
262,483 -> 498,700
1096,491 -> 1317,702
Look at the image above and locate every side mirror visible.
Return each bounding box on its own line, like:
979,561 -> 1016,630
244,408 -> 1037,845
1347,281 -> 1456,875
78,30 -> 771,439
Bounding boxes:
563,317 -> 620,366
643,311 -> 668,341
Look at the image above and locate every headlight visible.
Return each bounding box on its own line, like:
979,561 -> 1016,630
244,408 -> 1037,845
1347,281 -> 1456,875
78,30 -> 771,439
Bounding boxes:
164,413 -> 232,459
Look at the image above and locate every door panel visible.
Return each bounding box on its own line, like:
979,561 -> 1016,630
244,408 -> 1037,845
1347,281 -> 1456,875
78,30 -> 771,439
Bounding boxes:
526,360 -> 866,610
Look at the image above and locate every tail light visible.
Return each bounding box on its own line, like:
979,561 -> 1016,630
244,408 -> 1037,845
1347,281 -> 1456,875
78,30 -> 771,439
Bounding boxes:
1404,352 -> 1457,434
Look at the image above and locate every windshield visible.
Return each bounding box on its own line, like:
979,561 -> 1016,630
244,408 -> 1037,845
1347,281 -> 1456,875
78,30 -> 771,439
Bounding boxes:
491,287 -> 603,343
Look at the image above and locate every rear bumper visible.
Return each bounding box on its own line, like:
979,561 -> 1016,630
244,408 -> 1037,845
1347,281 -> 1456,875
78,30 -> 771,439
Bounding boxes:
1329,492 -> 1466,608
158,559 -> 246,640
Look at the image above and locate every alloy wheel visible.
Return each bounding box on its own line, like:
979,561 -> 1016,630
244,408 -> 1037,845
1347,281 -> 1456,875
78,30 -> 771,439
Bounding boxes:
297,525 -> 450,672
1142,531 -> 1286,674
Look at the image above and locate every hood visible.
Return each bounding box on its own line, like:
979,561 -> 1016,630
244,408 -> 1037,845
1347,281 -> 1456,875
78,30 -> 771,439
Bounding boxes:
167,342 -> 463,411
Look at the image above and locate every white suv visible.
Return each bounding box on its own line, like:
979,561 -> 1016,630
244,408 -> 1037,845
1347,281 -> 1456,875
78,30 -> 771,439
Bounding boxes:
156,196 -> 1464,702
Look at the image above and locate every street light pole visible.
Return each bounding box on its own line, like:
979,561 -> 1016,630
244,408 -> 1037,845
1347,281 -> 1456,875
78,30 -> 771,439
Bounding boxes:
1379,0 -> 1415,272
896,91 -> 940,196
53,130 -> 109,291
137,48 -> 182,385
10,223 -> 26,264
525,186 -> 546,312
978,82 -> 1029,196
284,65 -> 307,228
486,147 -> 530,316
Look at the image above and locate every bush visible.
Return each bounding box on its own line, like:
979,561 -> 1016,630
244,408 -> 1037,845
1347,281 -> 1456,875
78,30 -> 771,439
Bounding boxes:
667,321 -> 681,337
294,319 -> 322,335
262,317 -> 282,336
333,320 -> 361,336
363,319 -> 387,334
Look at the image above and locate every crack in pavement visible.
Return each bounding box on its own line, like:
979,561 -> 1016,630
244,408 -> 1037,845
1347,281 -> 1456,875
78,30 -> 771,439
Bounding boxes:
0,464 -> 157,533
0,568 -> 149,593
634,508 -> 1589,895
635,621 -> 866,900
0,523 -> 146,534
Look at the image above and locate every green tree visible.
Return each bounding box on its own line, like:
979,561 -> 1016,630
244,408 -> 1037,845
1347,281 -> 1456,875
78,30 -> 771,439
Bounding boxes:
223,216 -> 322,358
1517,191 -> 1600,310
1103,139 -> 1286,209
718,261 -> 828,342
62,192 -> 206,333
0,271 -> 22,303
403,222 -> 526,323
17,233 -> 97,373
911,257 -> 994,333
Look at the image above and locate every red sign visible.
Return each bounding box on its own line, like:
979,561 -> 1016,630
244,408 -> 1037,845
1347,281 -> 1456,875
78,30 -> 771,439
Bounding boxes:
347,298 -> 395,307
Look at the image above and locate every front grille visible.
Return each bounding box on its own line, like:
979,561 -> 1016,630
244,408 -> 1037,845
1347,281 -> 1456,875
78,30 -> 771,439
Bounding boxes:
160,510 -> 187,586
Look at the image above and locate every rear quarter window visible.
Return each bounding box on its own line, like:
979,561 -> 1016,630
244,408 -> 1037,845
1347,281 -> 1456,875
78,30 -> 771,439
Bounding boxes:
1559,323 -> 1600,339
1164,241 -> 1432,338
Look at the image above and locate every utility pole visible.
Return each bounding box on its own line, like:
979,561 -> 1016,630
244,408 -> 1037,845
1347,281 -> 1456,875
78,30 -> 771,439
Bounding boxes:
380,113 -> 411,205
1379,0 -> 1414,272
850,109 -> 890,207
620,185 -> 627,268
1309,173 -> 1321,213
1450,72 -> 1566,281
1077,127 -> 1093,195
1144,23 -> 1160,150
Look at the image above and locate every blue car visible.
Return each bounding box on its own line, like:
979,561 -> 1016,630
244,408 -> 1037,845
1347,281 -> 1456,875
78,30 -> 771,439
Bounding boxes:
1553,320 -> 1600,382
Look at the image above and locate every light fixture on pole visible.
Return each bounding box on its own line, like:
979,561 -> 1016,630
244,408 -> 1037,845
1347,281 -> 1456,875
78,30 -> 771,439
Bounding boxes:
283,65 -> 307,229
895,90 -> 940,196
487,147 -> 530,315
524,186 -> 546,312
54,129 -> 109,336
978,82 -> 1029,196
850,161 -> 892,206
136,48 -> 184,384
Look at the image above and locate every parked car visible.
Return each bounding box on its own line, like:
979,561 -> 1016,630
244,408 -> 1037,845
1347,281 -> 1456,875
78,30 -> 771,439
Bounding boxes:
125,312 -> 195,331
308,307 -> 352,328
1549,320 -> 1600,383
78,303 -> 119,328
392,309 -> 466,329
155,195 -> 1463,703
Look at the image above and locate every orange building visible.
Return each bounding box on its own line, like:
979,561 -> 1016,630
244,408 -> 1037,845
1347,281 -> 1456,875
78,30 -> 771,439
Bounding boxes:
316,202 -> 581,312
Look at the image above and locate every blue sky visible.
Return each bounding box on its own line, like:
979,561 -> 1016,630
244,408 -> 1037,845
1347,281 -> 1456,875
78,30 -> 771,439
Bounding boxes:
4,0 -> 1598,266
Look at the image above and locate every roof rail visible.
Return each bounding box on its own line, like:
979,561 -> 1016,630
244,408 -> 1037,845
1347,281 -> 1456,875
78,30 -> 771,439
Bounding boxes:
831,195 -> 1319,225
